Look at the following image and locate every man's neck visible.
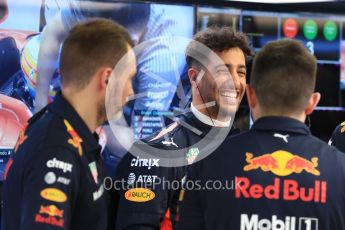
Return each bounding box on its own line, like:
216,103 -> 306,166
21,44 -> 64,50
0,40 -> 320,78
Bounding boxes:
190,103 -> 231,127
254,111 -> 306,123
62,91 -> 99,132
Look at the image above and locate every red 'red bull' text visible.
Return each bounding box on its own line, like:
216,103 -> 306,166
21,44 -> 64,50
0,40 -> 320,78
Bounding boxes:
236,177 -> 327,203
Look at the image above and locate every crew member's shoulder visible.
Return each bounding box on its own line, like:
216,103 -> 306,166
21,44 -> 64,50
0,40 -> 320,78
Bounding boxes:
117,123 -> 182,167
142,122 -> 182,147
329,121 -> 345,146
225,130 -> 252,144
318,140 -> 345,178
334,121 -> 345,136
25,111 -> 81,154
14,114 -> 82,172
295,134 -> 345,170
117,122 -> 184,171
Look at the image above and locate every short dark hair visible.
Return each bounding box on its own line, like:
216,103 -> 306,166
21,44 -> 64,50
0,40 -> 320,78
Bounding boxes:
186,27 -> 253,68
60,18 -> 133,89
251,39 -> 317,113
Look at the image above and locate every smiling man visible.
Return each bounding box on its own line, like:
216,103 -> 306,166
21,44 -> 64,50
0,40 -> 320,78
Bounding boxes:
187,40 -> 247,125
115,27 -> 253,230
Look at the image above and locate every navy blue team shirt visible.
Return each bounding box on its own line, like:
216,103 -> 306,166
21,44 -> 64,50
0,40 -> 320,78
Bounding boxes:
2,92 -> 111,230
176,116 -> 345,230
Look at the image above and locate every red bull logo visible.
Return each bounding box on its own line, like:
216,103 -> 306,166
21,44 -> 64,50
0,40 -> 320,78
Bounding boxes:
239,151 -> 326,203
35,215 -> 64,227
35,205 -> 64,227
39,205 -> 64,218
64,119 -> 83,156
244,151 -> 320,176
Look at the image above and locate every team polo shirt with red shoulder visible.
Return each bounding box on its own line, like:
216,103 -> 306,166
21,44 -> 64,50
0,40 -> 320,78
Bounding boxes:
2,92 -> 111,230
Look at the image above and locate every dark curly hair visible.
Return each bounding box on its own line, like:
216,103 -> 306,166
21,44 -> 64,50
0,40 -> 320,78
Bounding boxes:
186,27 -> 253,68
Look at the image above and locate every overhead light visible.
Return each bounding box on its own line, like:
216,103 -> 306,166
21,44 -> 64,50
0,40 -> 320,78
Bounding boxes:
229,0 -> 335,3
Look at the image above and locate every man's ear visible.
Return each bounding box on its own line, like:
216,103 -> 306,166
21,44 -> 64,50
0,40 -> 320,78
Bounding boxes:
246,85 -> 257,109
188,68 -> 198,85
98,67 -> 112,90
305,92 -> 321,115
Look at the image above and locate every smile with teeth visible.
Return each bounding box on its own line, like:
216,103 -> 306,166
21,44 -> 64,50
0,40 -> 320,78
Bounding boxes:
220,90 -> 239,98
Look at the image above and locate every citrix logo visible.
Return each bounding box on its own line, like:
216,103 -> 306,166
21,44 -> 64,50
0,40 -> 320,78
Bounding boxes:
47,158 -> 73,173
130,157 -> 159,169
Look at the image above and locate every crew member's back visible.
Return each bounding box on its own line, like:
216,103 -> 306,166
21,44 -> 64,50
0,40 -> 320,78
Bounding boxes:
177,116 -> 345,229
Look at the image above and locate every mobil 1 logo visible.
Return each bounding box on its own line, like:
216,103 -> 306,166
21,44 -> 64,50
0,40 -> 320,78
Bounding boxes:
241,214 -> 318,230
